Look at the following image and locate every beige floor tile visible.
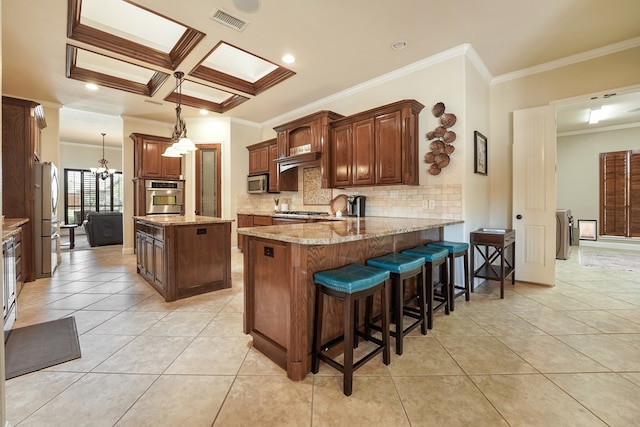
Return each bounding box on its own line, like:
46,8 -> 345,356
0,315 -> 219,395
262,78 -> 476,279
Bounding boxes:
238,347 -> 289,376
83,293 -> 152,311
199,311 -> 246,337
142,311 -> 216,337
438,336 -> 536,375
165,336 -> 252,375
513,310 -> 600,335
220,292 -> 245,313
606,309 -> 640,324
558,291 -> 640,309
312,376 -> 409,426
94,335 -> 193,374
562,309 -> 640,333
78,280 -> 136,294
471,374 -> 607,426
12,308 -> 76,328
126,293 -> 185,311
86,310 -> 167,335
555,334 -> 640,371
547,372 -> 640,426
386,336 -> 464,376
610,332 -> 640,350
496,335 -> 609,373
44,293 -> 110,310
45,333 -> 135,373
394,375 -> 508,426
427,311 -> 490,337
17,373 -> 157,427
466,311 -> 546,336
65,309 -> 121,334
116,375 -> 235,426
5,371 -> 85,425
215,375 -> 313,426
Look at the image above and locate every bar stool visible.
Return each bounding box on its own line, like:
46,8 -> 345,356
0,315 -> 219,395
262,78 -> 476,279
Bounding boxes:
366,253 -> 426,355
312,263 -> 391,396
401,246 -> 450,329
427,241 -> 470,311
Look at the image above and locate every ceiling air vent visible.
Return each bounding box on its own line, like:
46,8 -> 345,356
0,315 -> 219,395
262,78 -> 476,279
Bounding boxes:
210,9 -> 249,32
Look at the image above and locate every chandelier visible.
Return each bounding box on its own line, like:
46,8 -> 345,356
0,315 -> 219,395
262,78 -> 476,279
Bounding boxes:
162,71 -> 197,157
91,132 -> 116,180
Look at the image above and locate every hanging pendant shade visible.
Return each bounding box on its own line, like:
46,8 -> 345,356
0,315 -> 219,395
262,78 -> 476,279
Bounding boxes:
92,133 -> 116,180
162,71 -> 197,157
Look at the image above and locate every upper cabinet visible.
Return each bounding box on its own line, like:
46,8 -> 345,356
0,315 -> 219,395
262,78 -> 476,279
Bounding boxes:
247,139 -> 297,192
130,133 -> 182,179
247,140 -> 270,175
329,100 -> 424,188
274,111 -> 344,188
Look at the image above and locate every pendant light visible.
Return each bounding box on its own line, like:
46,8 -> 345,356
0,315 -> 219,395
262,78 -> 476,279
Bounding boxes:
162,71 -> 197,157
91,132 -> 117,180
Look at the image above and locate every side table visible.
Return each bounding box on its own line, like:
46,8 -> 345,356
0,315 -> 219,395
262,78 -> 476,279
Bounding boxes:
60,223 -> 79,249
470,228 -> 515,299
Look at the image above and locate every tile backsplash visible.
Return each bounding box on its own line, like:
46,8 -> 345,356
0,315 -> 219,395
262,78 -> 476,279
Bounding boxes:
237,168 -> 462,220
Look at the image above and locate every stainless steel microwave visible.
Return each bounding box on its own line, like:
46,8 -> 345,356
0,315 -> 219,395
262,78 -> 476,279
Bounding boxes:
247,174 -> 268,193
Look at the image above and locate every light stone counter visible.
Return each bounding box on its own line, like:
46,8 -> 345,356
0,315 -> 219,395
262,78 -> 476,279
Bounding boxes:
2,218 -> 29,241
237,216 -> 462,245
133,215 -> 234,226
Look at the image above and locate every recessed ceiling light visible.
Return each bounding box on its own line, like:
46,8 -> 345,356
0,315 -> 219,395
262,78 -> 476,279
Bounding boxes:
233,0 -> 260,13
391,40 -> 407,51
85,83 -> 99,90
282,54 -> 295,64
199,109 -> 209,115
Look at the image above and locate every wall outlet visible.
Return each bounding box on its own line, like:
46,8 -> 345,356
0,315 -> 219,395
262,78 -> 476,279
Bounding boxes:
423,199 -> 436,209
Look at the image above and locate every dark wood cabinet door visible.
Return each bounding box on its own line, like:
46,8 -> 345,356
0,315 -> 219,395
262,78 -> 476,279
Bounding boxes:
237,214 -> 255,251
375,111 -> 403,185
330,123 -> 352,187
142,139 -> 163,178
153,239 -> 165,287
161,143 -> 182,179
352,118 -> 375,186
248,144 -> 269,175
131,133 -> 181,179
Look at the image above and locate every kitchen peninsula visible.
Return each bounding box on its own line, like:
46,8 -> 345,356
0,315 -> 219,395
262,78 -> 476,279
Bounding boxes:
134,215 -> 234,302
238,216 -> 462,380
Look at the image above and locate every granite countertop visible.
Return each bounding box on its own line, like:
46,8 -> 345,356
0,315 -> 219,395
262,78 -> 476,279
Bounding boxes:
238,211 -> 345,221
133,215 -> 235,226
2,218 -> 30,241
237,216 -> 463,244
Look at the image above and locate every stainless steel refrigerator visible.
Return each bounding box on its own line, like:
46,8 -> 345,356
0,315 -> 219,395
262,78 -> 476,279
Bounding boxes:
34,162 -> 59,278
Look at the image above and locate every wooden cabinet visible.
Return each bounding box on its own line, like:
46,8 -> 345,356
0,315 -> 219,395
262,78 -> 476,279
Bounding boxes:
131,133 -> 182,179
237,214 -> 255,251
2,96 -> 45,283
329,100 -> 424,188
274,111 -> 343,188
136,219 -> 232,302
248,142 -> 270,175
247,139 -> 297,193
253,215 -> 273,226
136,222 -> 165,293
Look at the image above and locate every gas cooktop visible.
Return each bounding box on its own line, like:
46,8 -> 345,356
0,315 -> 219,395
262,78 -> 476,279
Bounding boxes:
279,211 -> 329,216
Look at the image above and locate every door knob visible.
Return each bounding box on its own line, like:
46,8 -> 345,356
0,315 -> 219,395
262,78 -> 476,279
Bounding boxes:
516,214 -> 523,220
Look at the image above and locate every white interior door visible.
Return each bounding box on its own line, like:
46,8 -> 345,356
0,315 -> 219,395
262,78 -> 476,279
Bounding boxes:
513,105 -> 557,285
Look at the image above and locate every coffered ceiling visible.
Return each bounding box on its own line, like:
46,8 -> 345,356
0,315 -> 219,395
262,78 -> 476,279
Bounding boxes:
3,0 -> 640,144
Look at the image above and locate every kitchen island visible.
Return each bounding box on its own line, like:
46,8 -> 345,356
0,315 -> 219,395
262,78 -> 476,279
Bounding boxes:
134,215 -> 234,302
238,216 -> 463,380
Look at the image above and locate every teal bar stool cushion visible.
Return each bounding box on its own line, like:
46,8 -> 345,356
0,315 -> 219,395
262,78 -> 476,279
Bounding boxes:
314,263 -> 390,294
427,241 -> 470,253
402,246 -> 448,263
366,253 -> 425,274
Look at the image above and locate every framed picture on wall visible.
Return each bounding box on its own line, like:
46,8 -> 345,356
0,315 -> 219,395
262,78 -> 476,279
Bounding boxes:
578,219 -> 597,241
474,131 -> 488,175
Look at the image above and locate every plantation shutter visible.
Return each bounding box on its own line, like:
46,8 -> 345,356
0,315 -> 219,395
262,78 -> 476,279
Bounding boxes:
600,151 -> 627,236
630,150 -> 640,237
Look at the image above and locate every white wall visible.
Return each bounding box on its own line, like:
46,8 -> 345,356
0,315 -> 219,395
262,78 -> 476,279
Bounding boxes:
489,46 -> 640,230
557,126 -> 640,225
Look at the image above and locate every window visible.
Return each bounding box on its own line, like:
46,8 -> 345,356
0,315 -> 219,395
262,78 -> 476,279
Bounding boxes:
599,150 -> 640,237
63,168 -> 123,225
